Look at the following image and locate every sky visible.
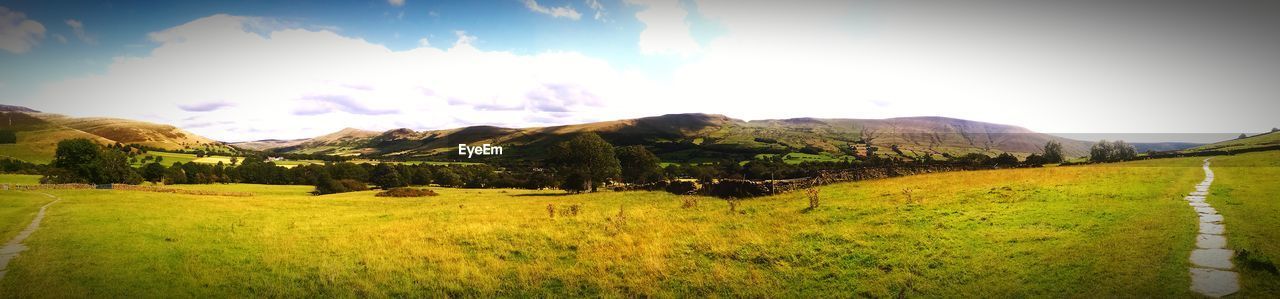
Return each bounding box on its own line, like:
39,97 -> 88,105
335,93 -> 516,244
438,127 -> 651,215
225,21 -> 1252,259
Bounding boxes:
1,0 -> 1278,143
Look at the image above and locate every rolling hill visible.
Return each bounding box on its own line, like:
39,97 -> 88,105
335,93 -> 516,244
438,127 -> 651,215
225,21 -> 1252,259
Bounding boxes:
1186,130 -> 1280,153
236,113 -> 1095,162
0,105 -> 232,163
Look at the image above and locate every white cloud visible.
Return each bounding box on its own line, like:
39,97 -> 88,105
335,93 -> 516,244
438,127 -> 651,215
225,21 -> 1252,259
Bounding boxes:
0,6 -> 47,54
523,0 -> 582,20
53,33 -> 67,44
452,30 -> 476,47
65,19 -> 96,44
20,14 -> 649,141
625,0 -> 699,56
388,0 -> 405,7
584,0 -> 607,21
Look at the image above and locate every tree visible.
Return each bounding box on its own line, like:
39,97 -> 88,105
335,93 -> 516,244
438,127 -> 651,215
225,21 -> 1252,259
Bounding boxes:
1042,140 -> 1064,164
312,172 -> 348,195
51,138 -> 101,183
1024,153 -> 1047,166
142,162 -> 166,183
230,156 -> 239,166
547,133 -> 621,193
1090,140 -> 1137,163
615,145 -> 663,184
432,167 -> 462,187
164,163 -> 187,185
1090,140 -> 1113,163
0,130 -> 15,144
1272,128 -> 1279,133
1113,140 -> 1136,161
1238,133 -> 1249,139
992,153 -> 1019,166
370,163 -> 407,189
45,138 -> 139,184
94,149 -> 142,184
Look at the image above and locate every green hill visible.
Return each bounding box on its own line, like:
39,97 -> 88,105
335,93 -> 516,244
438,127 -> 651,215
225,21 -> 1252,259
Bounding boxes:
0,106 -> 232,163
1187,131 -> 1280,153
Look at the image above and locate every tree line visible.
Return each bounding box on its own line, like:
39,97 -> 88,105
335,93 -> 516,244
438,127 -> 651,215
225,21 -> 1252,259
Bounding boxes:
19,136 -> 1142,195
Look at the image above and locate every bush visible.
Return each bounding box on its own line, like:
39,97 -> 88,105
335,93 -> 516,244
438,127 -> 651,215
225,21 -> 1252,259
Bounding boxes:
375,187 -> 439,197
313,178 -> 369,195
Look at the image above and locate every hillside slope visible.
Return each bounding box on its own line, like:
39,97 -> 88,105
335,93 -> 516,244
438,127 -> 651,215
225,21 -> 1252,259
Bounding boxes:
1,106 -> 231,163
250,114 -> 1093,162
0,111 -> 115,163
46,116 -> 225,151
1187,131 -> 1280,152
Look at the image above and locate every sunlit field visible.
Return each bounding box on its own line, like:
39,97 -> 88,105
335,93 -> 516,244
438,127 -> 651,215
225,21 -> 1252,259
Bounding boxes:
4,154 -> 1278,296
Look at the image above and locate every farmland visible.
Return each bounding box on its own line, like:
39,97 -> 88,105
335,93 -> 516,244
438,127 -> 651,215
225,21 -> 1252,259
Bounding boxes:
5,152 -> 1277,296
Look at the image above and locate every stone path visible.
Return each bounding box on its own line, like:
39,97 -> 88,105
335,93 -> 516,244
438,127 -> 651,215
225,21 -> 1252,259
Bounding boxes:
0,192 -> 60,281
1187,159 -> 1239,297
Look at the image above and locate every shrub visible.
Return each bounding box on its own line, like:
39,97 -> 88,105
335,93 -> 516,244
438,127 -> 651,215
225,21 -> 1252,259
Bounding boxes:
375,187 -> 439,197
805,188 -> 820,211
680,196 -> 698,209
559,204 -> 581,217
313,178 -> 369,195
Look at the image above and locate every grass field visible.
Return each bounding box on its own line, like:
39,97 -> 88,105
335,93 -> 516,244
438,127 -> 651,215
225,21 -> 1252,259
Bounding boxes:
753,152 -> 849,165
0,191 -> 54,242
2,154 -> 1255,296
0,174 -> 41,185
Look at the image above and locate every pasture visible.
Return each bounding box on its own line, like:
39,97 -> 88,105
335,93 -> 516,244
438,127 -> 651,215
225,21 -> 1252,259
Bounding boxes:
0,153 -> 1276,296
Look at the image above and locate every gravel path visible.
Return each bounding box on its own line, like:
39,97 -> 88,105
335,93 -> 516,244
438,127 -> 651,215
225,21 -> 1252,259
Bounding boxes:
0,192 -> 60,281
1187,159 -> 1239,297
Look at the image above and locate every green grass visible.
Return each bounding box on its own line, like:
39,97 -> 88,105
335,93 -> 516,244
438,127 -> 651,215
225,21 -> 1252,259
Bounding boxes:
0,191 -> 55,242
754,152 -> 849,164
0,144 -> 53,164
0,156 -> 1228,296
0,174 -> 41,185
1202,151 -> 1280,294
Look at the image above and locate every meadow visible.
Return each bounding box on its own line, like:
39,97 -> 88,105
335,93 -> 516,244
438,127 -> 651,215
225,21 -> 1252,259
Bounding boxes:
0,153 -> 1277,297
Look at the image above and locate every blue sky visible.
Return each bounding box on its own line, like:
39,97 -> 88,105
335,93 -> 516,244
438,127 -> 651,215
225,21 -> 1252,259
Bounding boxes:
2,0 -> 1278,142
1,0 -> 712,98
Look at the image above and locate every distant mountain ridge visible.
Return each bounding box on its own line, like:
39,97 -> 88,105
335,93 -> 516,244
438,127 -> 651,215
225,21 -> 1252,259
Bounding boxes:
4,103 -> 1221,164
232,113 -> 1098,162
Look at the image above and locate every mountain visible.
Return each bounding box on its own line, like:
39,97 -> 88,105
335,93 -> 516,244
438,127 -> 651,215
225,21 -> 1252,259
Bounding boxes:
0,106 -> 230,163
229,128 -> 378,154
245,113 -> 1094,162
0,104 -> 40,113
